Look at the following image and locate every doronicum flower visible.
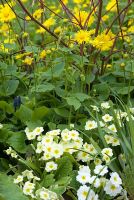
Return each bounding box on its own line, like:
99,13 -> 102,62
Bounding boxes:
74,29 -> 94,44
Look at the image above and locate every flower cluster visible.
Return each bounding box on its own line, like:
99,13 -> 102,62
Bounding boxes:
76,165 -> 123,200
13,169 -> 58,200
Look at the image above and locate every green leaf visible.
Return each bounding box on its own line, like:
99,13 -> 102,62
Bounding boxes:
66,97 -> 81,110
41,174 -> 55,188
0,101 -> 13,114
69,170 -> 80,190
7,132 -> 27,153
32,106 -> 49,121
54,108 -> 70,118
72,93 -> 89,102
15,105 -> 32,123
0,173 -> 28,200
51,186 -> 66,195
0,129 -> 9,143
35,83 -> 55,93
0,80 -> 19,96
55,176 -> 71,186
55,156 -> 73,179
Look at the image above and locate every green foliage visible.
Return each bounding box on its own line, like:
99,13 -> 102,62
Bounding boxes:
0,173 -> 28,200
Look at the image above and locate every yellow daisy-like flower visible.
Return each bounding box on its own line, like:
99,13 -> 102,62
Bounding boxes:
106,0 -> 117,12
74,29 -> 94,44
33,9 -> 43,20
0,4 -> 16,22
23,57 -> 33,65
90,30 -> 115,51
73,10 -> 94,27
39,50 -> 46,59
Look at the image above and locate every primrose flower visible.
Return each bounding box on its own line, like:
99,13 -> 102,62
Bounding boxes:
77,185 -> 90,200
104,181 -> 122,197
101,148 -> 113,157
85,120 -> 97,130
45,161 -> 58,172
102,114 -> 113,122
14,175 -> 23,184
110,172 -> 122,187
94,164 -> 108,176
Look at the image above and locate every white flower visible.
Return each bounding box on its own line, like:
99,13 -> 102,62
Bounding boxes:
94,158 -> 102,165
76,173 -> 91,185
25,127 -> 36,140
85,120 -> 97,130
69,130 -> 79,141
94,164 -> 108,176
91,105 -> 99,112
87,189 -> 99,200
103,154 -> 111,163
104,180 -> 122,197
130,107 -> 134,114
83,143 -> 97,155
108,124 -> 117,133
5,147 -> 12,155
111,137 -> 120,146
40,152 -> 53,161
88,176 -> 96,184
11,152 -> 18,158
0,123 -> 3,129
77,185 -> 90,200
101,148 -> 113,157
52,143 -> 64,158
39,190 -> 50,200
23,181 -> 35,195
110,172 -> 122,187
99,121 -> 105,127
104,134 -> 113,144
102,114 -> 113,122
36,142 -> 44,154
45,161 -> 58,172
77,151 -> 91,162
79,166 -> 91,175
101,102 -> 110,109
70,123 -> 74,128
46,129 -> 60,136
93,178 -> 101,188
22,170 -> 34,180
33,127 -> 44,136
41,135 -> 53,146
14,175 -> 23,183
61,129 -> 71,141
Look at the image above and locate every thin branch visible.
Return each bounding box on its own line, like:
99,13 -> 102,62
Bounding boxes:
16,0 -> 69,48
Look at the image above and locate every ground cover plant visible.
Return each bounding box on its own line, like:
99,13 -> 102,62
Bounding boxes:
0,0 -> 134,199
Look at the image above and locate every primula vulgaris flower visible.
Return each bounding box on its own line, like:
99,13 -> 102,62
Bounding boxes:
104,181 -> 122,197
85,120 -> 97,130
110,172 -> 122,187
45,161 -> 58,172
102,114 -> 113,122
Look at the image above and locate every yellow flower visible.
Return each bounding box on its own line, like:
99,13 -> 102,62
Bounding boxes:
102,15 -> 109,22
23,57 -> 33,65
54,26 -> 62,34
0,24 -> 10,36
0,44 -> 9,52
90,30 -> 115,51
33,9 -> 43,20
36,18 -> 55,34
0,4 -> 16,22
127,25 -> 134,33
73,0 -> 84,3
106,0 -> 117,12
74,29 -> 95,44
39,50 -> 46,59
73,10 -> 94,27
